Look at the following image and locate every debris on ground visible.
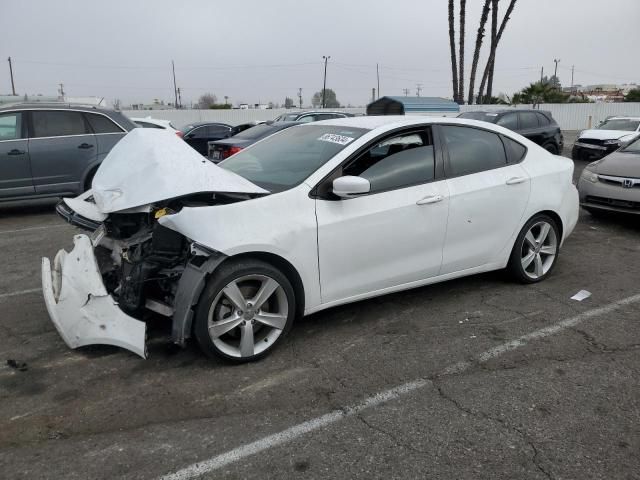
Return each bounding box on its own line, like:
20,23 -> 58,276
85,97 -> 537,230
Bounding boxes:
6,359 -> 28,371
571,290 -> 592,301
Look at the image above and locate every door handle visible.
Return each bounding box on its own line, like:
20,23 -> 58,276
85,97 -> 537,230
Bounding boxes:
78,143 -> 94,149
416,194 -> 443,205
7,149 -> 26,156
506,176 -> 527,185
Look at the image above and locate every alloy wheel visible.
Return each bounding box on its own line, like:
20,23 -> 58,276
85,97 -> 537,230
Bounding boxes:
520,221 -> 558,280
207,274 -> 289,358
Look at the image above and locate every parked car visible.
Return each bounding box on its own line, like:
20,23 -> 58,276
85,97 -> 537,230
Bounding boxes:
0,103 -> 137,200
132,116 -> 182,137
457,110 -> 563,154
44,117 -> 578,362
180,122 -> 234,155
577,135 -> 640,216
208,121 -> 302,162
272,110 -> 354,123
572,116 -> 640,161
230,121 -> 266,136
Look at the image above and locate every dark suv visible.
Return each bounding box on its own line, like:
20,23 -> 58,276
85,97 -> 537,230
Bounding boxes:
0,103 -> 136,201
458,109 -> 563,154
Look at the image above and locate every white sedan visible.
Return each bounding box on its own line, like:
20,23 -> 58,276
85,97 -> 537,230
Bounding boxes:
43,117 -> 579,361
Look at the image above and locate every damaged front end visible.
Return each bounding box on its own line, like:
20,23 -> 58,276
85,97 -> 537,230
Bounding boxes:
42,128 -> 269,358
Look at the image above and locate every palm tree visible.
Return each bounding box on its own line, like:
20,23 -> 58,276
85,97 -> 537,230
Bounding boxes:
467,0 -> 491,105
458,0 -> 467,104
477,0 -> 498,104
477,0 -> 517,103
448,0 -> 459,103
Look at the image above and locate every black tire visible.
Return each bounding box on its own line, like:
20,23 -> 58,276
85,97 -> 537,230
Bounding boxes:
193,258 -> 296,363
543,142 -> 558,155
507,214 -> 560,284
571,146 -> 580,161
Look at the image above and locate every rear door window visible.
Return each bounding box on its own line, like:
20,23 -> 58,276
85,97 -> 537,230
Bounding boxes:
208,125 -> 232,138
0,112 -> 23,141
496,113 -> 518,129
441,125 -> 507,177
85,113 -> 123,133
535,113 -> 550,126
518,112 -> 539,130
32,111 -> 89,138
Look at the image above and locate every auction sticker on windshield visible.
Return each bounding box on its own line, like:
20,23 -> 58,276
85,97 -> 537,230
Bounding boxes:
318,133 -> 355,145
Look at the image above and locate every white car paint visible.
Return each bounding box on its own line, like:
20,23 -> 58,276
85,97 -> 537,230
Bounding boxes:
577,117 -> 640,144
42,116 -> 579,357
131,116 -> 177,131
91,129 -> 267,213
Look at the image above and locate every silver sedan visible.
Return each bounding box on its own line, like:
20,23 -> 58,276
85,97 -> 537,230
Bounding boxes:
578,136 -> 640,215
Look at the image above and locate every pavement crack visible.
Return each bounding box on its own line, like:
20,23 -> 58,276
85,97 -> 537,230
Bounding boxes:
433,380 -> 554,480
355,413 -> 427,455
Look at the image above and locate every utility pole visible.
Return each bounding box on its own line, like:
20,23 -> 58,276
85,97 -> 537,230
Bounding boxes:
322,56 -> 330,108
177,87 -> 182,109
553,58 -> 560,81
416,83 -> 423,97
540,66 -> 544,83
571,65 -> 575,88
371,88 -> 376,103
7,57 -> 16,95
58,83 -> 65,98
376,63 -> 380,99
403,88 -> 410,96
171,60 -> 179,109
298,88 -> 302,109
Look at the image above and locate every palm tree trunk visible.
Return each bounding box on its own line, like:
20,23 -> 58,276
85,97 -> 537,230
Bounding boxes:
467,0 -> 492,105
478,0 -> 517,103
458,0 -> 466,104
478,0 -> 499,104
448,0 -> 459,103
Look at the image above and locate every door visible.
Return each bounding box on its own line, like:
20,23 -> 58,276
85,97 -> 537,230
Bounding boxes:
517,111 -> 545,145
0,111 -> 34,198
28,110 -> 97,194
315,128 -> 449,304
184,125 -> 210,155
84,112 -> 127,165
438,125 -> 530,274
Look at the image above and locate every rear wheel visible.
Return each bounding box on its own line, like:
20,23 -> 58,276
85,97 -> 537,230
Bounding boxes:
193,259 -> 295,362
543,142 -> 558,155
508,214 -> 560,283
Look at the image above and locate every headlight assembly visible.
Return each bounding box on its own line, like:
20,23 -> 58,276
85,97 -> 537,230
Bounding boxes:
603,139 -> 620,146
581,169 -> 599,183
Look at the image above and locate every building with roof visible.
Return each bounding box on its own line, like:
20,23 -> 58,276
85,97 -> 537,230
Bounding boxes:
366,96 -> 459,116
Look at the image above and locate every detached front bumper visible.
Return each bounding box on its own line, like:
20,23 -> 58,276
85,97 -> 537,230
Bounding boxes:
41,234 -> 147,358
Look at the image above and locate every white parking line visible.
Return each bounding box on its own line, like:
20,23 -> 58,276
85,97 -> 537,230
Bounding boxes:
159,292 -> 640,480
0,224 -> 66,235
0,288 -> 41,299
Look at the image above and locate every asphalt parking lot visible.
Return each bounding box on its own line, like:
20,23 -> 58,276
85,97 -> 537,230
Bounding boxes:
1,132 -> 639,480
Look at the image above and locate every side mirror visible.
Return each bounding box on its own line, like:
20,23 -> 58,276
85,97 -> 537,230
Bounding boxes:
332,176 -> 370,198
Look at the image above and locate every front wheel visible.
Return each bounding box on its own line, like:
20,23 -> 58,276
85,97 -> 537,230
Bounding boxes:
543,142 -> 558,155
507,214 -> 560,283
193,259 -> 296,362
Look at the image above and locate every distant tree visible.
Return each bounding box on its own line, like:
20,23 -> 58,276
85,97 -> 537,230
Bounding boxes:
208,103 -> 231,109
284,97 -> 295,108
198,93 -> 217,109
312,89 -> 340,108
512,81 -> 570,106
625,88 -> 640,102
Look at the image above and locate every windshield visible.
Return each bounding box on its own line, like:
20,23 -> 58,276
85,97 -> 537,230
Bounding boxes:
220,125 -> 368,192
597,119 -> 640,131
274,113 -> 300,122
621,135 -> 640,153
457,112 -> 499,122
233,124 -> 279,140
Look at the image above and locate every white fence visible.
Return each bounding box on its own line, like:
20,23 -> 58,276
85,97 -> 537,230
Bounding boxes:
123,103 -> 640,131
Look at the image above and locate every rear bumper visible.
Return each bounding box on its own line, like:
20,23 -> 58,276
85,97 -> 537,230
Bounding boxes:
41,234 -> 147,358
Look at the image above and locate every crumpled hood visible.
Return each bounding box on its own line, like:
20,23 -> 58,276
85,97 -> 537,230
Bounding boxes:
91,128 -> 268,213
578,129 -> 638,141
593,151 -> 640,177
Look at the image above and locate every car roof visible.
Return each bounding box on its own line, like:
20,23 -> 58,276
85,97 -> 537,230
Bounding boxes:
183,121 -> 232,128
0,102 -> 121,114
605,116 -> 640,121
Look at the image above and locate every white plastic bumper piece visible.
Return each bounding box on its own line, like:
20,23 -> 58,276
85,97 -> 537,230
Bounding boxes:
41,234 -> 147,358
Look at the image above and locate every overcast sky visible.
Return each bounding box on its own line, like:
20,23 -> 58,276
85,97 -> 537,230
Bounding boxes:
2,0 -> 639,107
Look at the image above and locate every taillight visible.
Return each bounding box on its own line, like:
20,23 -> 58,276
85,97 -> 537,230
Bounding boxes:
175,130 -> 184,138
225,146 -> 244,158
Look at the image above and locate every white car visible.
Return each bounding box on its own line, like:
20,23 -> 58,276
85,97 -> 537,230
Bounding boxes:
572,116 -> 640,161
42,117 -> 579,361
131,116 -> 182,136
